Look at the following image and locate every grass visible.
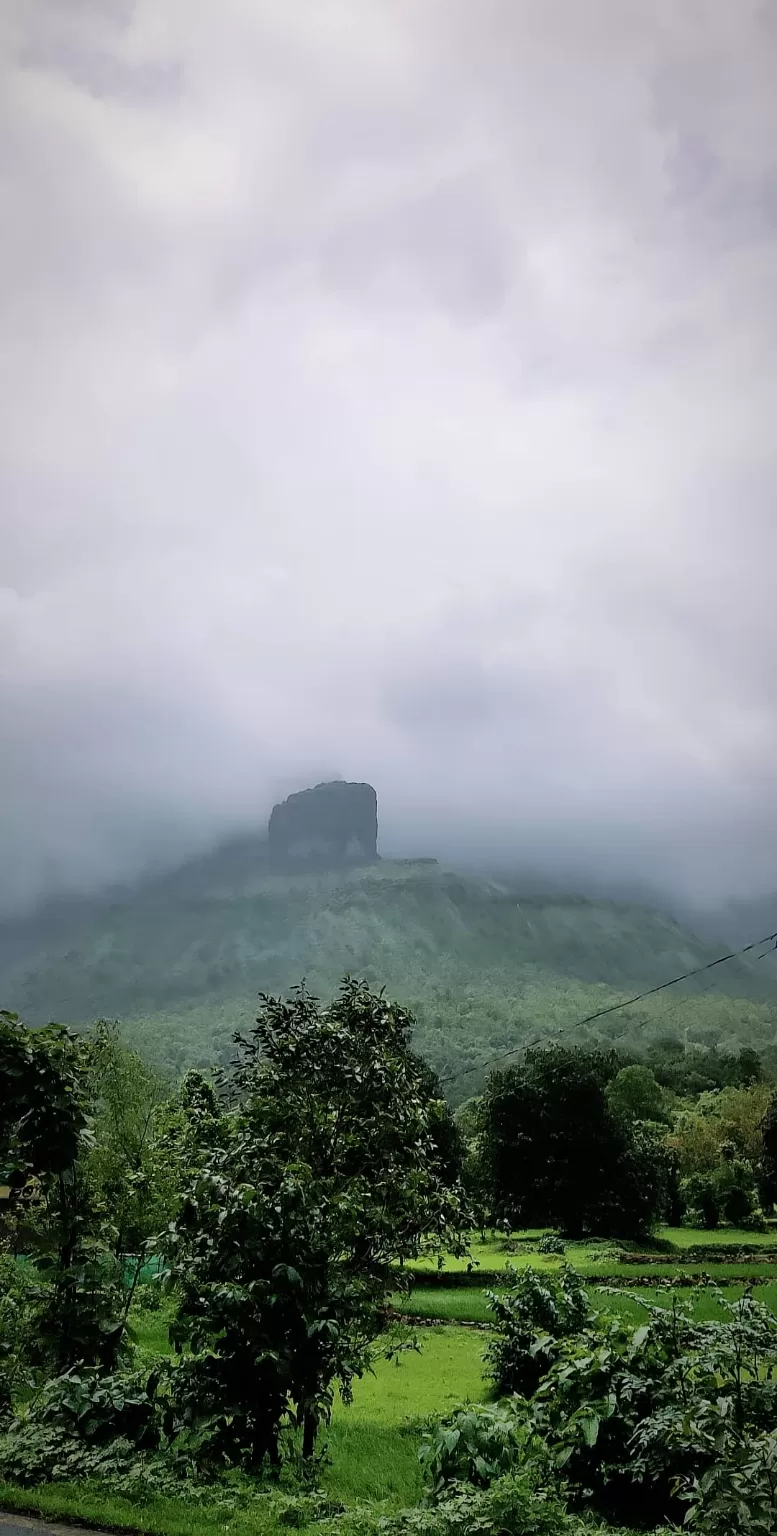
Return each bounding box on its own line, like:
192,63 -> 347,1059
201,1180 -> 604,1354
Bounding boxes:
131,1310 -> 174,1364
396,1289 -> 494,1325
399,1281 -> 777,1327
661,1225 -> 777,1248
0,1480 -> 291,1536
0,1325 -> 489,1534
595,1285 -> 777,1322
587,1261 -> 777,1280
324,1328 -> 487,1508
405,1227 -> 777,1285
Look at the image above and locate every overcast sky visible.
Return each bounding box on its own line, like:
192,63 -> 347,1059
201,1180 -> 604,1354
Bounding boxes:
2,0 -> 777,913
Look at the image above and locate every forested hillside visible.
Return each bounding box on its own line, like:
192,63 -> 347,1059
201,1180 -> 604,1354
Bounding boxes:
2,849 -> 776,1095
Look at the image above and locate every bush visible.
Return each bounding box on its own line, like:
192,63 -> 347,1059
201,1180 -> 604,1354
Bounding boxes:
519,1284 -> 777,1529
0,1257 -> 35,1416
537,1234 -> 566,1256
485,1265 -> 594,1399
419,1403 -> 530,1495
680,1427 -> 777,1534
480,1260 -> 777,1529
327,1472 -> 587,1535
383,1473 -> 583,1534
0,1364 -> 166,1485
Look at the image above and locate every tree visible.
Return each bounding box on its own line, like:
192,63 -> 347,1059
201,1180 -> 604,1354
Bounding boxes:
411,1053 -> 464,1188
647,1040 -> 765,1097
166,979 -> 469,1469
760,1090 -> 777,1209
668,1086 -> 769,1172
454,1097 -> 490,1225
683,1171 -> 721,1229
732,1046 -> 763,1087
81,1021 -> 171,1262
607,1064 -> 667,1124
682,1144 -> 759,1230
0,1012 -> 87,1192
716,1146 -> 757,1226
480,1047 -> 664,1238
0,1012 -> 128,1372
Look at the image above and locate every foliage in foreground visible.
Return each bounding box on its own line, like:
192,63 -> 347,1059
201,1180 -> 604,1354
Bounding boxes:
7,994 -> 777,1535
463,1264 -> 777,1532
485,1266 -> 594,1400
335,1471 -> 596,1534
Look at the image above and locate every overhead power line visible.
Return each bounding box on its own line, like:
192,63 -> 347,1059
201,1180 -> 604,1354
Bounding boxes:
440,928 -> 777,1088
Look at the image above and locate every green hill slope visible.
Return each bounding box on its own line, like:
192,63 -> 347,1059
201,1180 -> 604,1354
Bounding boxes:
1,854 -> 775,1096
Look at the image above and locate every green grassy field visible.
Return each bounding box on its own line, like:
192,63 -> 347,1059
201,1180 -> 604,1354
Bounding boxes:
323,1327 -> 487,1508
662,1225 -> 777,1248
0,1327 -> 489,1535
398,1282 -> 777,1326
7,1229 -> 777,1535
406,1227 -> 777,1287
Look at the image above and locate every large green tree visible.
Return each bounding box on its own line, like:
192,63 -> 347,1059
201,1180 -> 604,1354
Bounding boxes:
166,979 -> 469,1468
0,1011 -> 87,1191
480,1046 -> 665,1237
606,1063 -> 667,1125
0,1013 -> 128,1372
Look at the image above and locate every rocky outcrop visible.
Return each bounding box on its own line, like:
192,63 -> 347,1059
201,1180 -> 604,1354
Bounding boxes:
267,781 -> 378,870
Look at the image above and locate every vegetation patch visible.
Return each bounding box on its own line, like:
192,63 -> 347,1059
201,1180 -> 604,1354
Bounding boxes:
6,985 -> 777,1534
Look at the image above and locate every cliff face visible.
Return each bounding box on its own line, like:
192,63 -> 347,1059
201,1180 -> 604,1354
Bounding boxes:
267,781 -> 378,869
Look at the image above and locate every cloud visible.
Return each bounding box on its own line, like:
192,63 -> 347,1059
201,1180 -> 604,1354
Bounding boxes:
1,0 -> 777,912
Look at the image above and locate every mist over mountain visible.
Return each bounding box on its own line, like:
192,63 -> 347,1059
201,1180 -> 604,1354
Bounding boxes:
2,798 -> 776,1100
2,3 -> 777,921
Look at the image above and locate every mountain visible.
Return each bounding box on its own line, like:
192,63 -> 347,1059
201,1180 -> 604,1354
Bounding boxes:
2,840 -> 777,1098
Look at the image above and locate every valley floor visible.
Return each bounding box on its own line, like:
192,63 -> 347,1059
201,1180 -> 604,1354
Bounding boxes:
4,1226 -> 772,1536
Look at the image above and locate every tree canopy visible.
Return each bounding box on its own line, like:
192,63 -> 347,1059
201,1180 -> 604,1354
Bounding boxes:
166,978 -> 469,1467
480,1046 -> 666,1237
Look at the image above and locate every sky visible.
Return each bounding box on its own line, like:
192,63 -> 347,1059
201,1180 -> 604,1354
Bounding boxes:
2,0 -> 777,914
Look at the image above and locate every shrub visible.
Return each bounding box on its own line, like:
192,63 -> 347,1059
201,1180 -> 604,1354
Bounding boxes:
680,1427 -> 777,1534
418,1403 -> 530,1495
379,1473 -> 583,1534
0,1364 -> 167,1485
485,1265 -> 594,1398
537,1234 -> 565,1256
520,1285 -> 777,1529
0,1256 -> 35,1416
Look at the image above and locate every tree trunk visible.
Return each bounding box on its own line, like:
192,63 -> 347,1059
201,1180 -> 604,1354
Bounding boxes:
302,1407 -> 317,1460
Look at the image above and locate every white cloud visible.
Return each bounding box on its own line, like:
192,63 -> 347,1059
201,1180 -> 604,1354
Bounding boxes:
1,0 -> 776,909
